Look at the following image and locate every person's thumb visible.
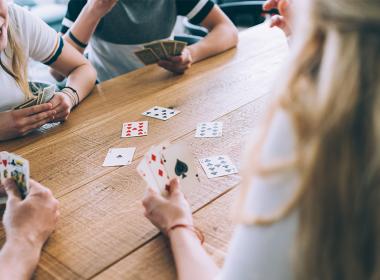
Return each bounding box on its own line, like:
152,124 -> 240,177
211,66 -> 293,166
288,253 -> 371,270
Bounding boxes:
4,179 -> 22,202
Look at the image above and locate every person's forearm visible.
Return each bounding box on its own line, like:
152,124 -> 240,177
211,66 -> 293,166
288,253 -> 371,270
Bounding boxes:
0,239 -> 41,280
169,228 -> 219,280
64,4 -> 102,54
188,24 -> 238,63
66,64 -> 97,103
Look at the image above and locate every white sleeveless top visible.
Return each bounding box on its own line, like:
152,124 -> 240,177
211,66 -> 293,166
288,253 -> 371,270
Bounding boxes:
219,110 -> 299,280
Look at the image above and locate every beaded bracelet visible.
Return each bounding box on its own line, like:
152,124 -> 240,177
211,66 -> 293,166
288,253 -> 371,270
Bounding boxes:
62,86 -> 79,105
60,87 -> 78,108
167,224 -> 205,245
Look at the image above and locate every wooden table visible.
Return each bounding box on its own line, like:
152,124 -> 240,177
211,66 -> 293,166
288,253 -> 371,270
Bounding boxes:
0,25 -> 288,279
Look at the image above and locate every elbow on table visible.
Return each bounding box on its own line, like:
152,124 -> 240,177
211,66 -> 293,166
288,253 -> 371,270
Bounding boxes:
227,25 -> 239,49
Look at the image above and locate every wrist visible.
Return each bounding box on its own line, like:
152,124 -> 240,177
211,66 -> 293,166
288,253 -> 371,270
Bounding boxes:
167,224 -> 204,245
1,237 -> 41,276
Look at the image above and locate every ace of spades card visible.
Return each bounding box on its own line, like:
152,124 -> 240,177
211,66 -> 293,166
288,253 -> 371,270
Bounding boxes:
161,143 -> 200,194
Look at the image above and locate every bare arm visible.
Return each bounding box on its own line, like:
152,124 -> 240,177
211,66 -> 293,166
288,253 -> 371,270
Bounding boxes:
50,0 -> 117,81
169,228 -> 219,280
48,40 -> 97,121
159,5 -> 238,74
189,5 -> 239,63
142,180 -> 220,280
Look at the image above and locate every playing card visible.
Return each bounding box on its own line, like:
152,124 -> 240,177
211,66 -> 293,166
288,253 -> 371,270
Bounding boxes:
137,156 -> 160,193
162,40 -> 176,57
174,41 -> 187,56
145,145 -> 170,194
13,97 -> 36,110
41,85 -> 55,103
195,122 -> 223,138
121,121 -> 148,138
144,41 -> 168,60
199,155 -> 238,179
7,153 -> 30,199
142,106 -> 180,121
0,151 -> 9,185
102,148 -> 136,167
36,92 -> 43,105
134,48 -> 159,65
161,143 -> 200,194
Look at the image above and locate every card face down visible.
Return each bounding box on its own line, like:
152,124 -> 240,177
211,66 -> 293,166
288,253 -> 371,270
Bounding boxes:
134,48 -> 160,65
161,143 -> 200,194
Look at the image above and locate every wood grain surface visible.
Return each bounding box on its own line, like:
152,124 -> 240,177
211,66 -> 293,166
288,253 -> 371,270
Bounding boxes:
0,25 -> 288,279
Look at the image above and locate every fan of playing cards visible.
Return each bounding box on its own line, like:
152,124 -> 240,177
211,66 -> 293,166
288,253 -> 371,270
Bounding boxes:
0,151 -> 30,204
134,39 -> 187,65
13,83 -> 55,110
137,142 -> 200,196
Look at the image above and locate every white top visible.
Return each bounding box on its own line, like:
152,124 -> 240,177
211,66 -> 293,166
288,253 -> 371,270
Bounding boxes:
219,110 -> 299,280
0,4 -> 59,112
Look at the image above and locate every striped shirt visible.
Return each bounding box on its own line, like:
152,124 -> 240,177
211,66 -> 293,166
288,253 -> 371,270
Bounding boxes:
61,0 -> 215,81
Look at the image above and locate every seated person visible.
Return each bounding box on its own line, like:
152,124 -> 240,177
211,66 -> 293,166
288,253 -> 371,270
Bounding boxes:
54,0 -> 238,81
0,179 -> 59,279
0,1 -> 97,141
141,0 -> 380,279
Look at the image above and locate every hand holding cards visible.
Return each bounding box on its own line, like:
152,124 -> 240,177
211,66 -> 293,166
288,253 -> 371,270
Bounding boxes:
13,85 -> 55,110
134,39 -> 187,65
0,151 -> 30,203
137,142 -> 200,196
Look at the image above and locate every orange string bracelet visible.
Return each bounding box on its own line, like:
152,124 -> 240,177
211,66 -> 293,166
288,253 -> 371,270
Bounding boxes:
167,224 -> 205,245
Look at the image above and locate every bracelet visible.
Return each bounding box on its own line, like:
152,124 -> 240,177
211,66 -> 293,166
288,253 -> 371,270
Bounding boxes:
167,224 -> 205,245
68,31 -> 88,49
58,90 -> 76,108
62,86 -> 80,105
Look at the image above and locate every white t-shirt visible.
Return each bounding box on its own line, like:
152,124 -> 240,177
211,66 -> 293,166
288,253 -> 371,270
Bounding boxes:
218,110 -> 299,280
0,4 -> 59,112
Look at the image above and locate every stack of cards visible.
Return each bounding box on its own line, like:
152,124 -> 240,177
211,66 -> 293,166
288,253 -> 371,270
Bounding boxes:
0,151 -> 30,203
142,106 -> 180,121
137,142 -> 200,195
199,155 -> 238,179
195,122 -> 223,138
102,148 -> 136,167
134,39 -> 187,65
13,85 -> 55,110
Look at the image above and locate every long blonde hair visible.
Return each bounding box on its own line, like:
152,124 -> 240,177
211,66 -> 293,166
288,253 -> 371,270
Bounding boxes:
0,22 -> 30,97
237,0 -> 380,279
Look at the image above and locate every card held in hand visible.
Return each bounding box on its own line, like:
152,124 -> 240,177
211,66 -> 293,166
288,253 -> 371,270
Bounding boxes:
161,143 -> 200,194
134,48 -> 160,65
0,151 -> 30,203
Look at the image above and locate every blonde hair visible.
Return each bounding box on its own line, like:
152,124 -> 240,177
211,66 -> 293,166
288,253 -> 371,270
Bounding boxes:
0,23 -> 30,97
237,0 -> 380,279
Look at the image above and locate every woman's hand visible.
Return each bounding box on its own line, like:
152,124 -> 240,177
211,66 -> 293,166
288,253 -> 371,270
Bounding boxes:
263,0 -> 292,36
142,178 -> 193,234
49,93 -> 73,122
2,179 -> 59,251
85,0 -> 118,19
158,48 -> 193,75
0,104 -> 56,141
